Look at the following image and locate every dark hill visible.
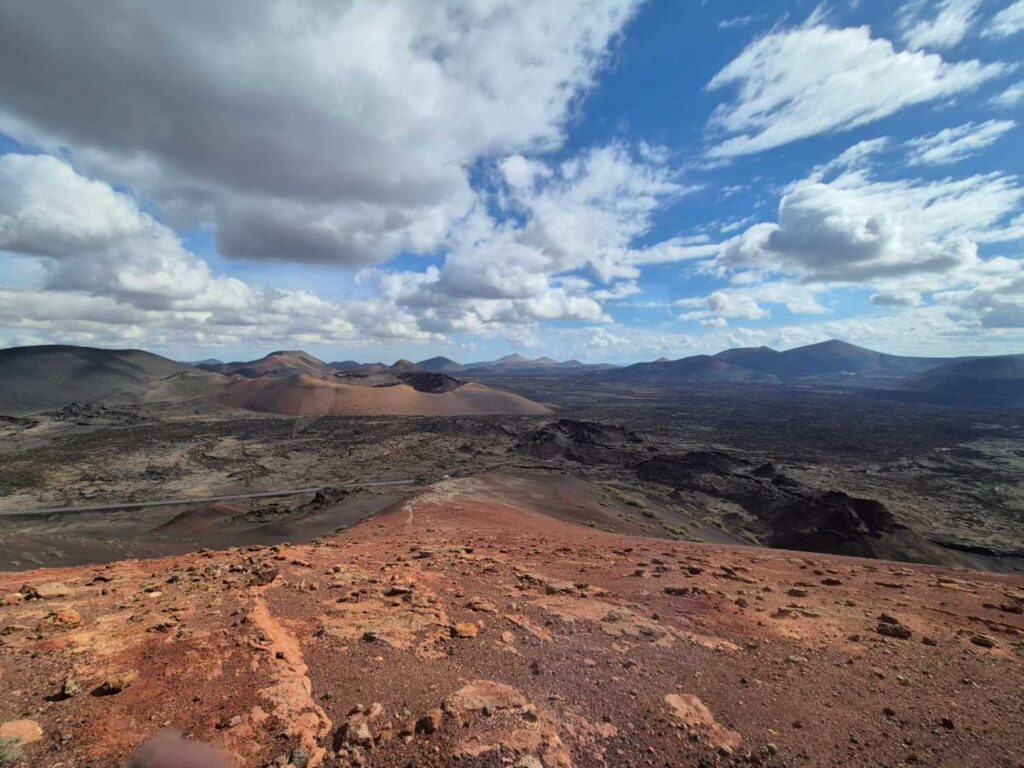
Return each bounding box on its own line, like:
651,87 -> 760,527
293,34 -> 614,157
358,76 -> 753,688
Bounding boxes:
199,350 -> 329,378
905,354 -> 1024,399
0,345 -> 203,415
607,355 -> 777,383
416,356 -> 465,373
728,340 -> 961,379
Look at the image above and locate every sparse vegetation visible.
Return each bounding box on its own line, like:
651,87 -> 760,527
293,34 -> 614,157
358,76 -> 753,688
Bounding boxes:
664,523 -> 689,537
607,486 -> 647,509
0,738 -> 22,768
742,530 -> 763,545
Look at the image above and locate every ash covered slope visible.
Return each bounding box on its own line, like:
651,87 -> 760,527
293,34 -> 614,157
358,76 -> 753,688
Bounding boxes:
905,354 -> 1024,399
0,344 -> 215,415
197,350 -> 332,378
604,340 -> 988,385
607,355 -> 777,383
715,339 -> 961,379
215,374 -> 552,416
0,474 -> 1021,768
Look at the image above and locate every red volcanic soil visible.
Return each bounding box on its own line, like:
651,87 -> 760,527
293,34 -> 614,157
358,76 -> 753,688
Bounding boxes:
215,375 -> 552,417
1,475 -> 1022,767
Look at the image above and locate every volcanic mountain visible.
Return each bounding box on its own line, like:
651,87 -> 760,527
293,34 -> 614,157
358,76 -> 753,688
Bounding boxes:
607,355 -> 777,383
415,356 -> 466,373
904,353 -> 1024,399
0,346 -> 552,417
197,350 -> 332,378
0,345 -> 217,416
713,339 -> 965,379
215,374 -> 550,417
599,340 -> 995,385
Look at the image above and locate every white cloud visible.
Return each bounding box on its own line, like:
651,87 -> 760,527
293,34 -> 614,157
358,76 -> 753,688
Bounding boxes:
896,0 -> 981,50
0,154 -> 438,347
677,281 -> 828,324
983,0 -> 1024,38
706,23 -> 1008,157
718,15 -> 759,30
992,80 -> 1024,108
362,143 -> 696,333
718,159 -> 1024,285
0,0 -> 641,265
905,119 -> 1016,165
704,291 -> 770,320
710,141 -> 1024,341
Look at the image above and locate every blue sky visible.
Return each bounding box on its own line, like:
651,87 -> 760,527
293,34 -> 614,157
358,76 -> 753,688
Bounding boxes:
0,0 -> 1023,363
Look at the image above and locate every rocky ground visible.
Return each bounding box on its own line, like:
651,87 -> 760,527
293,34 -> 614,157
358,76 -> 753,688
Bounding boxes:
1,383 -> 1022,572
1,475 -> 1022,768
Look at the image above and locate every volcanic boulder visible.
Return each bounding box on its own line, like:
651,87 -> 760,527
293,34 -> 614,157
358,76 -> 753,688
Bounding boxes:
517,419 -> 642,463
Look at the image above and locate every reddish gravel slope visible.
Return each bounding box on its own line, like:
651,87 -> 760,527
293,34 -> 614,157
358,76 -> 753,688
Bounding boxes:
0,475 -> 1021,767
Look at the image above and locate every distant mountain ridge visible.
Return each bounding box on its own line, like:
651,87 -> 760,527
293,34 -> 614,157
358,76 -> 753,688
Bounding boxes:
611,340 -> 993,385
711,340 -> 969,379
0,345 -> 553,417
904,354 -> 1024,398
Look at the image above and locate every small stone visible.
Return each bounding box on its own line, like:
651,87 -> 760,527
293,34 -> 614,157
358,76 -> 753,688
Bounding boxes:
787,587 -> 808,598
877,622 -> 912,640
96,669 -> 138,695
451,622 -> 479,639
514,757 -> 544,768
883,707 -> 896,718
343,714 -> 373,747
60,674 -> 81,699
820,578 -> 842,586
970,633 -> 996,648
38,609 -> 83,631
290,747 -> 310,768
416,708 -> 443,735
466,597 -> 497,613
940,717 -> 955,729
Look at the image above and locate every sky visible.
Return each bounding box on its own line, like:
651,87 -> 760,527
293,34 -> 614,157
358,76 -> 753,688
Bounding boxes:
0,0 -> 1023,364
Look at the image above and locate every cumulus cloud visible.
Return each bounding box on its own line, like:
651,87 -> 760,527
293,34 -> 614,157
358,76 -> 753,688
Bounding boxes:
362,143 -> 695,333
983,0 -> 1024,38
0,0 -> 640,264
896,0 -> 982,50
706,23 -> 1008,157
905,120 -> 1016,165
708,142 -> 1024,339
0,155 -> 437,347
677,281 -> 828,324
718,158 -> 1024,284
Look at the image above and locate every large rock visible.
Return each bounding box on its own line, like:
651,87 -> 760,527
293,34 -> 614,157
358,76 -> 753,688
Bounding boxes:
21,581 -> 70,600
445,680 -> 528,713
0,719 -> 43,744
